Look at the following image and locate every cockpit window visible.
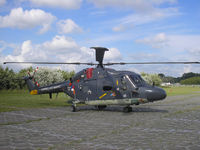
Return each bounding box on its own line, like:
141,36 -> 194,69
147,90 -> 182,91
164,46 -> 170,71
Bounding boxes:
129,75 -> 146,87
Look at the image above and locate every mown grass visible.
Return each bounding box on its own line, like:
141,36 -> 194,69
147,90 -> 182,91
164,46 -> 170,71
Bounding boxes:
0,89 -> 71,112
163,86 -> 200,96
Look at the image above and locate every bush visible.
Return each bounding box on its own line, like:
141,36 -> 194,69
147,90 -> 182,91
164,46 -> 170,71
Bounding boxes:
33,67 -> 64,86
0,66 -> 17,89
141,72 -> 162,86
180,76 -> 200,85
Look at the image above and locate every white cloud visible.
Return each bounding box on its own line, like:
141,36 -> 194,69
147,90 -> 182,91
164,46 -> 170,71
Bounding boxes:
2,36 -> 122,71
0,40 -> 17,54
133,33 -> 200,76
0,0 -> 6,6
122,7 -> 179,24
112,25 -> 125,32
88,0 -> 177,12
166,35 -> 200,52
94,0 -> 179,32
189,48 -> 200,59
57,19 -> 82,34
85,33 -> 133,46
29,0 -> 82,9
0,41 -> 7,53
136,33 -> 200,57
112,7 -> 180,32
104,48 -> 122,62
150,0 -> 177,5
0,7 -> 55,34
136,33 -> 169,48
42,35 -> 79,53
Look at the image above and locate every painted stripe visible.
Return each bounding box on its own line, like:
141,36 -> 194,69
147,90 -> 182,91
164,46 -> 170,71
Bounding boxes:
99,93 -> 107,99
30,90 -> 38,95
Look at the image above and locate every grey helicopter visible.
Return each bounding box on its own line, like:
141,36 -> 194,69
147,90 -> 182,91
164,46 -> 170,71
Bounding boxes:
3,47 -> 200,112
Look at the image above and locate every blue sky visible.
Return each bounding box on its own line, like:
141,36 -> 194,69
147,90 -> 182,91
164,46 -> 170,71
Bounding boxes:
0,0 -> 200,77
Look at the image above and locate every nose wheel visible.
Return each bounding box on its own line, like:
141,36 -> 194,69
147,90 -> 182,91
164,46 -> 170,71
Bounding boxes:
123,106 -> 132,113
72,104 -> 77,112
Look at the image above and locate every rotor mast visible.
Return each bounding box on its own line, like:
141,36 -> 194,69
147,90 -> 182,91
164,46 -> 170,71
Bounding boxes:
90,47 -> 109,68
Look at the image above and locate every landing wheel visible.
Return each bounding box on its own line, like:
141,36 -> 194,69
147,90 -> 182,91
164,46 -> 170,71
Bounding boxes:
123,106 -> 132,113
96,105 -> 107,110
72,104 -> 77,112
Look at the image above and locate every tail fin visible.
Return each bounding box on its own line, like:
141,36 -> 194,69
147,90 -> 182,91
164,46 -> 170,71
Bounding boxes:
23,67 -> 40,95
23,76 -> 38,94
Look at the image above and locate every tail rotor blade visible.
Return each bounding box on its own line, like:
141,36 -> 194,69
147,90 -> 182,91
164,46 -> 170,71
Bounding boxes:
32,67 -> 38,77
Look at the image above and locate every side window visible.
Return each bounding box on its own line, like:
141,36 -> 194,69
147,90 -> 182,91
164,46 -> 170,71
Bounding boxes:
120,76 -> 127,90
121,76 -> 126,84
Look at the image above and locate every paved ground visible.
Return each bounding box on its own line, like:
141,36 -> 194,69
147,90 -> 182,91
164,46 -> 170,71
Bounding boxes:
0,94 -> 200,150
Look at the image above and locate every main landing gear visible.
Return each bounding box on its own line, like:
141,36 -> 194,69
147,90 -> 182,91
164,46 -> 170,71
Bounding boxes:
72,104 -> 77,112
123,106 -> 132,113
96,105 -> 107,110
71,99 -> 81,112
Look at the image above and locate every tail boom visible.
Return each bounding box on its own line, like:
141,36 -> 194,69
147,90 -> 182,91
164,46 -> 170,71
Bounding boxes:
24,76 -> 68,95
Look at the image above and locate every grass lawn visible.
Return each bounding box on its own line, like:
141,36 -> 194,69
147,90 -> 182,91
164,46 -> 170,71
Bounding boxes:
0,89 -> 71,112
163,86 -> 200,96
0,86 -> 200,112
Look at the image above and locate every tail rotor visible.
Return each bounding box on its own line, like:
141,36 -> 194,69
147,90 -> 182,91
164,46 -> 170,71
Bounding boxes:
27,67 -> 40,87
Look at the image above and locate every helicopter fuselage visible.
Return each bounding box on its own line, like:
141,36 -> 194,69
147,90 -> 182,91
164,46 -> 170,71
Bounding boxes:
64,67 -> 166,105
25,66 -> 166,108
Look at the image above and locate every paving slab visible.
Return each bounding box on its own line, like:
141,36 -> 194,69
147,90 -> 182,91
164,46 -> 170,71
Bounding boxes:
0,94 -> 200,150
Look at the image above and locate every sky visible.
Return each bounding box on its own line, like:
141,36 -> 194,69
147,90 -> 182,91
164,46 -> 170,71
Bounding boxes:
0,0 -> 200,77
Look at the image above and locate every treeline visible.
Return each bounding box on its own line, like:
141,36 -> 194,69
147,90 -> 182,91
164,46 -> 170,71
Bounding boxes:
1,66 -> 200,90
159,72 -> 200,85
180,77 -> 200,85
0,66 -> 75,90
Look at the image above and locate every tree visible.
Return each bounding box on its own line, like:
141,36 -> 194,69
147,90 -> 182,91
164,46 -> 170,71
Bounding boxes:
16,67 -> 33,89
60,70 -> 75,81
158,73 -> 165,78
33,67 -> 64,86
0,66 -> 6,89
180,76 -> 200,85
0,66 -> 76,90
0,66 -> 17,89
141,72 -> 162,86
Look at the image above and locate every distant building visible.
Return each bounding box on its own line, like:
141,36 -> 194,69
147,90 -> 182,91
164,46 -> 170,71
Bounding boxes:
161,82 -> 171,86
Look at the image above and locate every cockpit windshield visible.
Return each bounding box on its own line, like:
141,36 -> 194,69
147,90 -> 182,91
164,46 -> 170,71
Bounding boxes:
129,75 -> 146,87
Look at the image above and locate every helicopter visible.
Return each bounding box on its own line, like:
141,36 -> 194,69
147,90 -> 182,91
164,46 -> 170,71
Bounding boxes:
3,47 -> 200,112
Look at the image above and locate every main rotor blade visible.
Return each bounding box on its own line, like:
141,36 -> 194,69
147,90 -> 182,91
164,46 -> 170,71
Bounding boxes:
3,62 -> 97,65
104,62 -> 200,65
4,61 -> 200,66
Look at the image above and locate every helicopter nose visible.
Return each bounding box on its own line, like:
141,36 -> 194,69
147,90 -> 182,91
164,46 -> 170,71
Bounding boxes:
145,87 -> 166,101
